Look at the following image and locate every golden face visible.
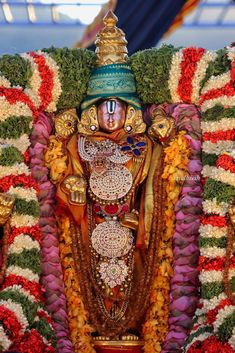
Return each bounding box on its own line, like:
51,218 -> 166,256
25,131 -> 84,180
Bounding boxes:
97,99 -> 126,132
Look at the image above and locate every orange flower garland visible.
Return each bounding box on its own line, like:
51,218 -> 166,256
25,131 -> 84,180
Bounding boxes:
143,131 -> 191,353
57,215 -> 95,353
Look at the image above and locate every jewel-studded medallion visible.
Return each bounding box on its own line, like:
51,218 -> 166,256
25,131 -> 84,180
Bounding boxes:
91,221 -> 133,258
89,165 -> 132,201
99,259 -> 128,288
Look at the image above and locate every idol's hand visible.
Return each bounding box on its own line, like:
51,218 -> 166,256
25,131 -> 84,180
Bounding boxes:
0,193 -> 15,225
120,209 -> 139,231
62,175 -> 87,205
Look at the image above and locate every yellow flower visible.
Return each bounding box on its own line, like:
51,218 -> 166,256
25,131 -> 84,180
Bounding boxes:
45,135 -> 68,183
143,132 -> 190,353
57,215 -> 95,353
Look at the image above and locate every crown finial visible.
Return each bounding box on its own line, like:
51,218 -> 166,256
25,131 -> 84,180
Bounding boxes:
103,10 -> 118,27
95,10 -> 128,66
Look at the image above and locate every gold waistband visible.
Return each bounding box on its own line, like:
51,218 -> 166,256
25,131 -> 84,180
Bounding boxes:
93,340 -> 144,347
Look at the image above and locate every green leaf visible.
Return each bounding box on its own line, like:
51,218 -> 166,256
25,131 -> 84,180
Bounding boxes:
42,47 -> 96,110
0,54 -> 32,89
0,116 -> 32,139
0,146 -> 23,166
129,45 -> 179,104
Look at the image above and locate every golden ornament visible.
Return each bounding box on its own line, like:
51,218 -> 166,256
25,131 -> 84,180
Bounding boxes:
95,10 -> 128,66
55,109 -> 78,138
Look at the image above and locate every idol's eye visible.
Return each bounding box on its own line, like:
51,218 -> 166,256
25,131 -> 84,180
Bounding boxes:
158,124 -> 164,129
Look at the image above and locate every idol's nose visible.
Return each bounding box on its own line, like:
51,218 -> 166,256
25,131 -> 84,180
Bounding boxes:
108,114 -> 114,122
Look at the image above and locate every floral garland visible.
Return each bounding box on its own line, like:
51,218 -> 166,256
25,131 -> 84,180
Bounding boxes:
161,104 -> 202,352
143,130 -> 191,353
29,112 -> 75,353
0,63 -> 57,351
56,214 -> 95,353
168,47 -> 217,105
184,45 -> 235,352
21,51 -> 62,112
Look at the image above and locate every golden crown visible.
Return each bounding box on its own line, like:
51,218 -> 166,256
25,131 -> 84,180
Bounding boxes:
95,11 -> 128,66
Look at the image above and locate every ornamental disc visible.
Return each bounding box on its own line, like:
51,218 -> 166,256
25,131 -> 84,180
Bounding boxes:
89,165 -> 132,201
99,259 -> 128,288
91,221 -> 133,258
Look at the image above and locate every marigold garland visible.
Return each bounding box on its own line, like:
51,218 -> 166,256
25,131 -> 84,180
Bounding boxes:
143,131 -> 190,353
57,214 -> 95,353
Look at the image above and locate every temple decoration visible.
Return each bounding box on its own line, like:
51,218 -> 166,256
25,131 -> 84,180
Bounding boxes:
0,193 -> 15,226
0,10 -> 234,353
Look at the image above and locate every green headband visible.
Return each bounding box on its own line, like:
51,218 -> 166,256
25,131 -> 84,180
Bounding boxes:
81,63 -> 141,111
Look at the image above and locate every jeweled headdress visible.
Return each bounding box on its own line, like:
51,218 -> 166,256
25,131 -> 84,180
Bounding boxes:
81,11 -> 141,111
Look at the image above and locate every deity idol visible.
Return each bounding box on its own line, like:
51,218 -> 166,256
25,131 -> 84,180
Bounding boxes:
44,12 -> 169,351
42,10 -> 189,353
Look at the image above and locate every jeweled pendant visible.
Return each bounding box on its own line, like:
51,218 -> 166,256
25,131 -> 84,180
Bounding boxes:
99,259 -> 128,288
91,221 -> 133,258
89,165 -> 133,201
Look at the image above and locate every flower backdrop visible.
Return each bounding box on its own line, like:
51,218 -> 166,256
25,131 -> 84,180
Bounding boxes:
0,44 -> 234,352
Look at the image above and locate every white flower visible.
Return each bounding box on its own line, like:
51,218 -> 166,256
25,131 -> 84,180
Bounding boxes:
8,234 -> 40,254
0,98 -> 32,123
21,53 -> 42,108
201,95 -> 235,112
202,198 -> 228,216
200,269 -> 223,283
200,224 -> 227,239
203,293 -> 227,311
0,325 -> 12,350
192,51 -> 217,104
201,72 -> 230,95
203,165 -> 235,187
0,299 -> 28,330
1,285 -> 37,303
203,140 -> 235,155
200,247 -> 226,258
0,163 -> 30,178
201,118 -> 235,133
6,265 -> 39,282
0,75 -> 11,88
214,305 -> 235,331
10,213 -> 39,227
0,134 -> 31,154
7,186 -> 38,202
168,50 -> 183,103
